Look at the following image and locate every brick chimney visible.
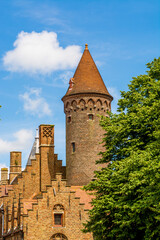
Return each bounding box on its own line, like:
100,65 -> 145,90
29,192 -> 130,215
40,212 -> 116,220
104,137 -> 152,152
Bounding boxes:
39,125 -> 55,191
9,152 -> 22,184
1,168 -> 8,185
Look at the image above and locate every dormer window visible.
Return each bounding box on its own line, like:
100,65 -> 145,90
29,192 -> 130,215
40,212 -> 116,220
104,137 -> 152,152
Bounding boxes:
88,114 -> 93,120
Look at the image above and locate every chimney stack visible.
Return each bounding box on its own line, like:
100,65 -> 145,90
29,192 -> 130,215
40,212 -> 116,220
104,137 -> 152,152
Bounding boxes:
1,168 -> 8,185
9,152 -> 22,183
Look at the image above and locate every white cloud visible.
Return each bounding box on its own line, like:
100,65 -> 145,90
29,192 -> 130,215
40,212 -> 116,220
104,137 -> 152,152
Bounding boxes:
3,31 -> 82,74
0,129 -> 33,154
20,88 -> 52,117
0,163 -> 8,169
58,71 -> 74,85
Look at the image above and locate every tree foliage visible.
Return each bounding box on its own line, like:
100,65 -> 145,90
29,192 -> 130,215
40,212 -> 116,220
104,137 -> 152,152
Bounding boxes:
83,58 -> 160,239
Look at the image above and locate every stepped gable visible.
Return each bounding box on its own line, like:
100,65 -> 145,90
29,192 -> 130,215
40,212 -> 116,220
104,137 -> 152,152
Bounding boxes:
70,186 -> 94,210
63,44 -> 113,99
0,185 -> 13,197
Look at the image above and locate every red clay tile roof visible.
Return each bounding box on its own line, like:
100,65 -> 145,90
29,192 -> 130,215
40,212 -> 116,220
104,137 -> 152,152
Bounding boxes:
23,193 -> 38,214
0,185 -> 13,197
63,44 -> 113,99
70,186 -> 94,210
23,199 -> 37,214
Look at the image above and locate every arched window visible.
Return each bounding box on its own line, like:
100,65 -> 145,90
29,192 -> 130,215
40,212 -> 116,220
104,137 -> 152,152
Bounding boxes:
52,233 -> 68,240
53,204 -> 64,227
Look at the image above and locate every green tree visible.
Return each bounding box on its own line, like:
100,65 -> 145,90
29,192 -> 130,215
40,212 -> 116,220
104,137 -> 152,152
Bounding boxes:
83,58 -> 160,240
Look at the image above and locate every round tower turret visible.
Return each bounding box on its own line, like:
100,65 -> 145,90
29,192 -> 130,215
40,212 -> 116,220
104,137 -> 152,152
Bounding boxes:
62,44 -> 113,186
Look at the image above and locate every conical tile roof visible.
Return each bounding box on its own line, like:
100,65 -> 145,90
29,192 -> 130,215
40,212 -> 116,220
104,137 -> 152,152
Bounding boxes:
63,44 -> 112,99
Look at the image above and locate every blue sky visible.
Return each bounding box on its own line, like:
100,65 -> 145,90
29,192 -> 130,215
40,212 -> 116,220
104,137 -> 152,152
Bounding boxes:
0,0 -> 159,170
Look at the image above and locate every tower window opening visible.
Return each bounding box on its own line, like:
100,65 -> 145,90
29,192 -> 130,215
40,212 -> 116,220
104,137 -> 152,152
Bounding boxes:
90,108 -> 92,111
54,214 -> 63,226
68,116 -> 71,123
88,114 -> 93,120
72,142 -> 75,153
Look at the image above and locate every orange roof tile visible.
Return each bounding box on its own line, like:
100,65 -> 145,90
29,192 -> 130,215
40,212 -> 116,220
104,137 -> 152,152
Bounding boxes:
23,194 -> 38,214
63,44 -> 113,99
0,185 -> 13,197
70,186 -> 94,210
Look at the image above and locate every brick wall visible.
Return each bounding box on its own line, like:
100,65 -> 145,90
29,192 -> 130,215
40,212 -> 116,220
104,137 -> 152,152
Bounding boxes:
63,94 -> 111,186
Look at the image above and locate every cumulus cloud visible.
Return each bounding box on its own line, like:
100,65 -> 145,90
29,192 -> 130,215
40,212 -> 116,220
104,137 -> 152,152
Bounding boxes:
3,31 -> 82,74
58,71 -> 74,85
20,88 -> 52,117
0,129 -> 33,154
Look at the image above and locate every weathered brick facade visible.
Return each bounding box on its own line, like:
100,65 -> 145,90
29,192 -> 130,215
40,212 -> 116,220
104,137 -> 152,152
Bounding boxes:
0,45 -> 112,240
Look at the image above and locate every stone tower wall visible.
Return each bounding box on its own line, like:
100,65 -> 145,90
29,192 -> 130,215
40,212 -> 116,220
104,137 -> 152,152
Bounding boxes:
63,94 -> 111,186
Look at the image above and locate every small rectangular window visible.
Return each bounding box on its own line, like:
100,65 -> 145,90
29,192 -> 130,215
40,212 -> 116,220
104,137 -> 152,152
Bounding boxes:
72,142 -> 75,153
54,214 -> 62,225
88,114 -> 93,120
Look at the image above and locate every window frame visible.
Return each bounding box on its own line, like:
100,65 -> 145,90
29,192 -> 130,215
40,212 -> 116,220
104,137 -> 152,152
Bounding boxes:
54,213 -> 63,226
53,204 -> 65,228
88,114 -> 94,120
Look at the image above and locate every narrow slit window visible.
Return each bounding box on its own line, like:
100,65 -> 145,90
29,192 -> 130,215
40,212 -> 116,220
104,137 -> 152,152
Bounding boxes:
68,116 -> 71,123
72,142 -> 75,153
88,114 -> 93,120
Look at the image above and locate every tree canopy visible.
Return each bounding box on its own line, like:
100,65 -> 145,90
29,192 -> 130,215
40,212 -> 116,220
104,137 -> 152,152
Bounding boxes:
83,57 -> 160,240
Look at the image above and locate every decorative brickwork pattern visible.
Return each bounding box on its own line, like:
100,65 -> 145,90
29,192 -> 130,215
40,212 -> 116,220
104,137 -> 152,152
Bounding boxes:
43,127 -> 53,138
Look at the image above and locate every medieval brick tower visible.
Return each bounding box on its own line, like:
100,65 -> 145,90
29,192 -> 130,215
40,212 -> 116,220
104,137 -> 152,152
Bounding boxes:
62,44 -> 113,186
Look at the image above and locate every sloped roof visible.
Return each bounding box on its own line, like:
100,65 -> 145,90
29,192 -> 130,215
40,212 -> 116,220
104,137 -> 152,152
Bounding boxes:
23,196 -> 37,214
0,185 -> 13,197
70,186 -> 94,210
63,44 -> 113,99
